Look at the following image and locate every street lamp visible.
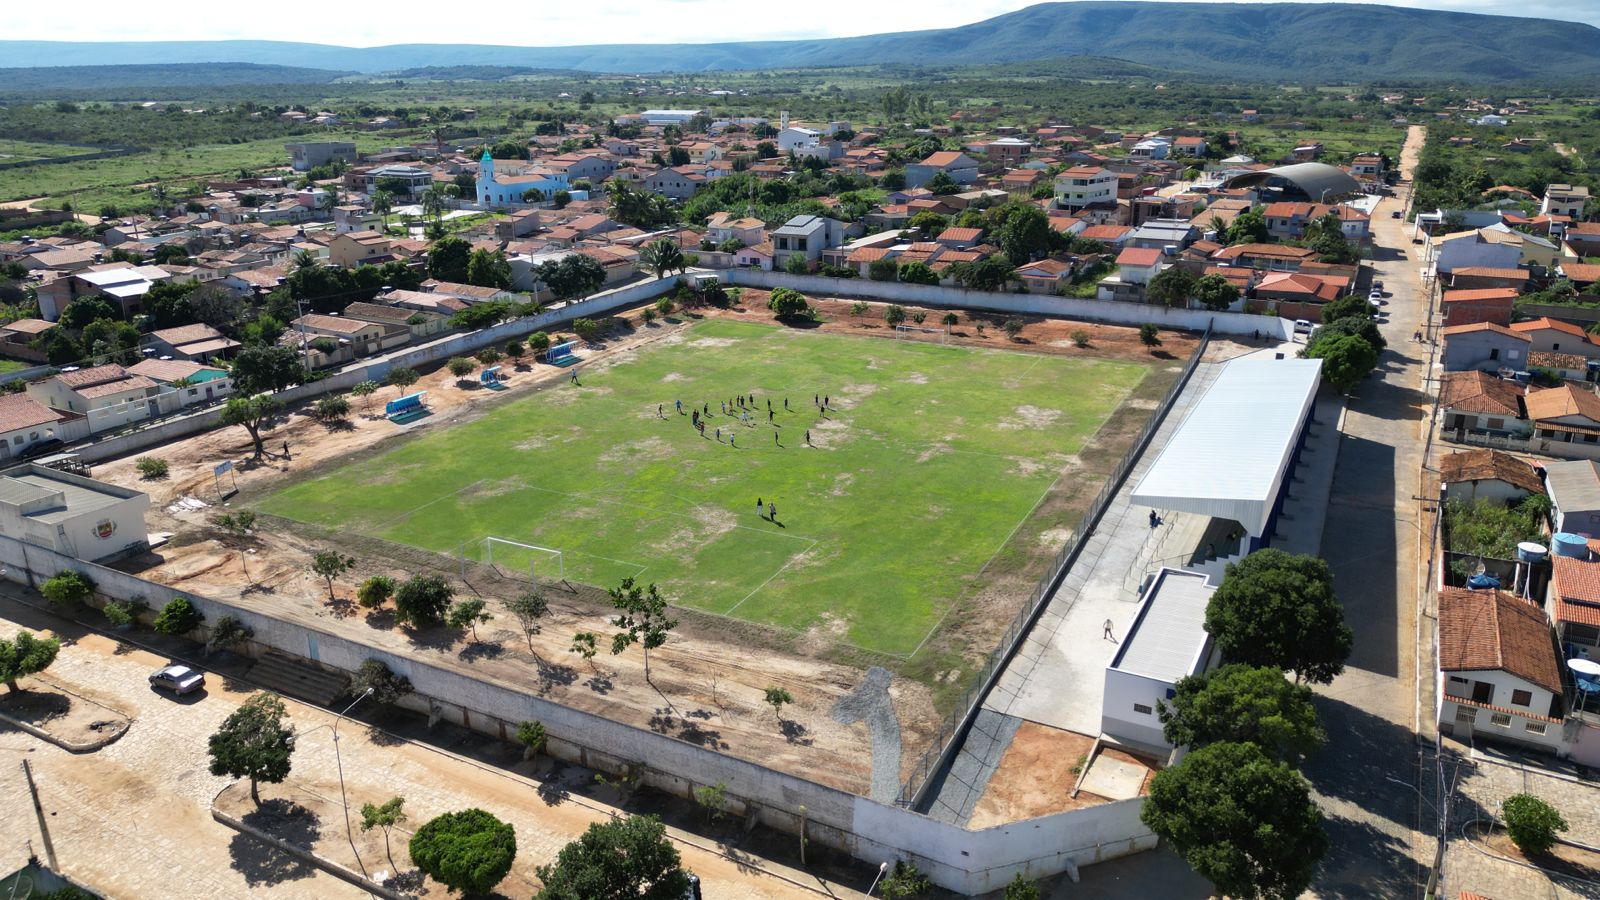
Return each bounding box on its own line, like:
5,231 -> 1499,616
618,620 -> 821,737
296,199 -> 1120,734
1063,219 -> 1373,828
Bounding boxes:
334,687 -> 376,864
866,861 -> 890,896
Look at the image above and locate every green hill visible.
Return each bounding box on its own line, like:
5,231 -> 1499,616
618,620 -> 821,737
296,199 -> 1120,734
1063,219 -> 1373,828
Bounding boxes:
0,2 -> 1596,82
0,62 -> 351,91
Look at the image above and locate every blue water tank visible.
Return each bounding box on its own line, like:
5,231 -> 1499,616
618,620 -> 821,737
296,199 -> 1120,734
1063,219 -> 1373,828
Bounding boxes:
1553,533 -> 1589,559
1518,542 -> 1550,563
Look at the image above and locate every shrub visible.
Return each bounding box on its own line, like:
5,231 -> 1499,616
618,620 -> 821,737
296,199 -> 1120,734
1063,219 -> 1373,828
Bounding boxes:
1071,329 -> 1091,348
154,597 -> 204,636
352,658 -> 413,706
516,720 -> 546,759
572,318 -> 601,343
527,331 -> 551,352
1140,323 -> 1162,347
41,570 -> 95,606
883,304 -> 907,326
208,614 -> 253,653
102,598 -> 147,628
767,287 -> 810,319
136,457 -> 170,480
504,340 -> 524,361
357,575 -> 397,609
641,308 -> 656,324
1002,317 -> 1025,340
654,297 -> 673,316
446,357 -> 476,378
850,301 -> 870,317
313,396 -> 350,422
1503,793 -> 1567,855
409,808 -> 517,897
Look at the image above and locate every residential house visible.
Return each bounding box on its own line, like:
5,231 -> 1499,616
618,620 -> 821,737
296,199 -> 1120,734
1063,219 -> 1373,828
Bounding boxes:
1438,588 -> 1564,752
1113,247 -> 1165,285
1527,384 -> 1600,451
645,167 -> 705,201
1560,263 -> 1600,291
360,165 -> 433,199
1441,289 -> 1518,328
1439,449 -> 1543,504
332,205 -> 381,234
706,213 -> 767,248
905,151 -> 980,190
1510,318 -> 1595,356
1127,219 -> 1198,252
328,232 -> 396,268
777,126 -> 821,153
342,300 -> 449,340
735,242 -> 774,270
141,323 -> 241,364
1000,168 -> 1046,198
25,364 -> 173,433
934,227 -> 984,250
1210,243 -> 1315,272
1449,267 -> 1531,292
1172,136 -> 1207,157
52,265 -> 177,321
125,358 -> 233,407
0,319 -> 55,363
1428,226 -> 1531,275
289,313 -> 408,361
1543,184 -> 1590,220
1547,460 -> 1600,536
1014,258 -> 1076,295
1548,535 -> 1600,666
1439,370 -> 1526,435
771,215 -> 845,269
285,141 -> 357,172
1253,272 -> 1345,321
984,138 -> 1032,165
1440,323 -> 1531,372
546,153 -> 615,184
0,394 -> 86,461
1079,224 -> 1133,248
1567,222 -> 1600,258
1053,166 -> 1120,214
1350,154 -> 1384,179
1129,138 -> 1171,160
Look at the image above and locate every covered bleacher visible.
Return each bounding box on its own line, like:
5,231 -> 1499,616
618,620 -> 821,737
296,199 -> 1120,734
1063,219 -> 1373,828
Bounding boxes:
385,390 -> 430,423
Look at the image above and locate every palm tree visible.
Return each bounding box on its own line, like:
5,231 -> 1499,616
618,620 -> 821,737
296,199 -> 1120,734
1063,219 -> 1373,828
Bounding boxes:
606,180 -> 641,225
371,190 -> 395,231
640,239 -> 686,280
318,185 -> 338,218
294,249 -> 320,270
421,187 -> 447,225
151,184 -> 169,217
645,194 -> 677,229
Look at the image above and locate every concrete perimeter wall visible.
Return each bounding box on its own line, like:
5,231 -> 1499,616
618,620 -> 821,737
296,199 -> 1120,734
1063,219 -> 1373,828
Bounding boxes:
720,268 -> 1294,340
0,533 -> 1156,895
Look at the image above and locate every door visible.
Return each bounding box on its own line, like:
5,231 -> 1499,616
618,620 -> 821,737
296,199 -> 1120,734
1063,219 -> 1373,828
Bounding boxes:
1472,681 -> 1493,705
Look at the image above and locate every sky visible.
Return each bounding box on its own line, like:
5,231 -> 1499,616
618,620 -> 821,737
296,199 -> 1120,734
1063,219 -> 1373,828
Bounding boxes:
6,0 -> 1596,45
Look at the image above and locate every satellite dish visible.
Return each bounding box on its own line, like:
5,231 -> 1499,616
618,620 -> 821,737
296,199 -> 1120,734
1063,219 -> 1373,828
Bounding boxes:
1472,560 -> 1487,577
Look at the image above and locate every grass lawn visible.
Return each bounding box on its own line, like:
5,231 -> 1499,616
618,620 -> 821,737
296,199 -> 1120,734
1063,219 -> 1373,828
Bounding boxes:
257,319 -> 1150,656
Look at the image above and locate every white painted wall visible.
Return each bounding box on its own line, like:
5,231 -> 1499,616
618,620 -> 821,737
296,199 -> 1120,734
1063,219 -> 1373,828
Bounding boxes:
1102,670 -> 1173,750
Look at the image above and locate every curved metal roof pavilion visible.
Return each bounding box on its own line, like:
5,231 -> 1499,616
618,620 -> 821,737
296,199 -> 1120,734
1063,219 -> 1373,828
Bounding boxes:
1221,162 -> 1361,201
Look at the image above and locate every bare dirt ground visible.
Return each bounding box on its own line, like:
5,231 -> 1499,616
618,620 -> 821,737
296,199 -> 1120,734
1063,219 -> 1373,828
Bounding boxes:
92,295 -> 1220,798
966,723 -> 1154,828
0,673 -> 131,749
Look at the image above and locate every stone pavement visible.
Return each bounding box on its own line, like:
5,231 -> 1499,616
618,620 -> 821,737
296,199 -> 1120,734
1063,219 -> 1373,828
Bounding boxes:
0,591 -> 852,900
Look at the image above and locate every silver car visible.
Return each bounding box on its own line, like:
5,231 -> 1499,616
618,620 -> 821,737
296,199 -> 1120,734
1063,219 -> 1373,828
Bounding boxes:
149,664 -> 205,695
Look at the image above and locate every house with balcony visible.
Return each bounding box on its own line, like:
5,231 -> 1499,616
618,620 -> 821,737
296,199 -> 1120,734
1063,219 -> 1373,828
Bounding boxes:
1053,166 -> 1118,213
771,215 -> 845,270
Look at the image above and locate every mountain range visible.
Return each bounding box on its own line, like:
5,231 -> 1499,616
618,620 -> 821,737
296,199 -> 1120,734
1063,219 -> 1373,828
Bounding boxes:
1,2 -> 1597,83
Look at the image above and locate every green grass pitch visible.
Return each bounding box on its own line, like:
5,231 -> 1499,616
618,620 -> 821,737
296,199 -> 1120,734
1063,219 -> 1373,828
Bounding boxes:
257,319 -> 1152,656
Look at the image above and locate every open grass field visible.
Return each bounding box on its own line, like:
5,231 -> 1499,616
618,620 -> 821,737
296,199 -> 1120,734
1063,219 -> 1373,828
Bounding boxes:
256,319 -> 1152,657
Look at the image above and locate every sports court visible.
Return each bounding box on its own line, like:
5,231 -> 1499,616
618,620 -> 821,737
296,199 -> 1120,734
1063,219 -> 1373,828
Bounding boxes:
256,318 -> 1154,656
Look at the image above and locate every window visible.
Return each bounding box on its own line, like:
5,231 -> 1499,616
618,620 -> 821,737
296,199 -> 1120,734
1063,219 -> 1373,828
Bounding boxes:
1449,676 -> 1470,684
1511,689 -> 1532,707
1554,343 -> 1562,352
1490,712 -> 1512,728
1132,703 -> 1153,715
1486,418 -> 1505,430
1489,348 -> 1500,361
1454,706 -> 1477,724
1526,721 -> 1547,735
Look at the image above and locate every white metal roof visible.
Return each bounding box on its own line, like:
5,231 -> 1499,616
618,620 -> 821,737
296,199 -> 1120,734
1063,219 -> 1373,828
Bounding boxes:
1130,357 -> 1322,536
1110,568 -> 1215,684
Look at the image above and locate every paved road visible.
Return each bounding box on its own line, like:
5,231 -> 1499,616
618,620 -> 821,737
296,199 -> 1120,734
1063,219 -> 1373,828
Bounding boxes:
0,591 -> 847,899
1302,124 -> 1432,899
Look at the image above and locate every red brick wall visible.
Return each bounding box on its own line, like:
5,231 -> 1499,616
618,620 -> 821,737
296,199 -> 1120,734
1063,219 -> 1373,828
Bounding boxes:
1442,298 -> 1515,327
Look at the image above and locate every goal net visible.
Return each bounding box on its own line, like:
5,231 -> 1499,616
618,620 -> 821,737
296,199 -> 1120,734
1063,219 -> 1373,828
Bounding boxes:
894,324 -> 947,343
460,536 -> 565,583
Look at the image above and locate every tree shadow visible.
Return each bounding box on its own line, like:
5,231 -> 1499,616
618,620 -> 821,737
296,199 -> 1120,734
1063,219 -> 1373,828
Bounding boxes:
537,764 -> 572,807
458,641 -> 504,663
364,608 -> 396,630
1310,813 -> 1418,899
0,688 -> 70,724
536,661 -> 577,695
584,672 -> 613,694
780,719 -> 813,746
323,596 -> 359,619
229,799 -> 322,887
403,625 -> 461,652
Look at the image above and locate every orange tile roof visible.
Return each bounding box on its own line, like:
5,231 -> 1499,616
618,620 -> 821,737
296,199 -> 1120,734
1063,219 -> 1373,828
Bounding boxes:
1439,371 -> 1524,417
1212,243 -> 1315,261
1563,263 -> 1600,283
1439,449 -> 1543,495
1116,247 -> 1163,267
1442,289 -> 1518,304
1080,224 -> 1131,241
1450,267 -> 1529,280
0,394 -> 67,433
1441,322 -> 1528,340
1511,317 -> 1589,339
1526,383 -> 1600,423
1437,587 -> 1561,694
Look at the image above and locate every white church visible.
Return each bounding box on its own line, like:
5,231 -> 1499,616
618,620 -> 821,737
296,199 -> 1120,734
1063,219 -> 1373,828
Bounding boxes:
477,150 -> 568,209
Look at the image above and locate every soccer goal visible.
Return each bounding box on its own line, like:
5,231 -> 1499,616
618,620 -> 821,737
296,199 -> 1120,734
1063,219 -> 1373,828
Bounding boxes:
894,324 -> 947,343
462,536 -> 565,583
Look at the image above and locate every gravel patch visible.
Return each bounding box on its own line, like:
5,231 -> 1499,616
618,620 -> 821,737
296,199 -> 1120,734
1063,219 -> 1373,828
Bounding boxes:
830,666 -> 902,803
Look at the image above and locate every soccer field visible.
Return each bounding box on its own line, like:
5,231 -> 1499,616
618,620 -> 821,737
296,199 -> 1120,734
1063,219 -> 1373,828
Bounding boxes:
257,319 -> 1153,656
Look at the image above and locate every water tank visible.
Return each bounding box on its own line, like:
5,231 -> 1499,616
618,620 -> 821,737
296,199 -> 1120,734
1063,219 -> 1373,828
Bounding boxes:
1553,533 -> 1589,559
1518,542 -> 1550,564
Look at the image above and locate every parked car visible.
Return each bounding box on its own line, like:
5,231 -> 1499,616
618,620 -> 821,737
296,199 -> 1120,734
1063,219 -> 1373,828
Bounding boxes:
1391,210 -> 1402,219
683,874 -> 702,900
1372,279 -> 1384,291
149,664 -> 205,695
1293,319 -> 1313,335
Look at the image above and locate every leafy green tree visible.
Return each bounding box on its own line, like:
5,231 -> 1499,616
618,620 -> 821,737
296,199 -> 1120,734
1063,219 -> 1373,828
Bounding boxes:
535,815 -> 689,900
311,550 -> 354,600
0,632 -> 61,693
220,395 -> 282,460
371,190 -> 395,230
207,614 -> 253,654
350,380 -> 379,413
154,597 -> 204,636
393,574 -> 454,629
941,311 -> 959,329
1225,210 -> 1269,245
527,332 -> 551,353
608,577 -> 678,681
1310,315 -> 1385,352
767,287 -> 810,319
1159,664 -> 1325,760
926,171 -> 959,195
1319,294 -> 1377,326
879,860 -> 931,900
1003,317 -> 1025,340
80,317 -> 140,362
640,239 -> 686,280
505,590 -> 549,655
572,318 -> 601,343
313,396 -> 350,423
1205,549 -> 1353,684
996,204 -> 1056,264
868,258 -> 899,282
570,632 -> 600,668
764,685 -> 793,722
1146,267 -> 1197,308
1003,874 -> 1041,900
231,345 -> 302,395
949,254 -> 1014,291
884,304 -> 908,326
351,659 -> 413,706
447,598 -> 492,642
357,575 -> 396,610
465,249 -> 511,289
1305,333 -> 1378,395
429,236 -> 472,283
360,796 -> 407,871
208,692 -> 295,804
908,210 -> 947,236
534,254 -> 606,303
447,357 -> 477,380
1305,212 -> 1358,264
410,808 -> 517,897
1193,273 -> 1240,311
1141,742 -> 1327,900
449,300 -> 512,331
384,367 -> 419,395
40,570 -> 94,606
1502,793 -> 1567,855
516,720 -> 547,759
784,252 -> 811,275
57,296 -> 119,330
1139,323 -> 1162,347
900,261 -> 940,285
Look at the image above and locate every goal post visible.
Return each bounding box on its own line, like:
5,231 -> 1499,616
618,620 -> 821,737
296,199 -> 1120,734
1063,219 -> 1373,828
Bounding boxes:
894,324 -> 947,343
463,536 -> 565,582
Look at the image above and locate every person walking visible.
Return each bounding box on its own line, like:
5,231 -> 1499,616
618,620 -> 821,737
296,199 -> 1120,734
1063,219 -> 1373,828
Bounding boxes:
703,402 -> 709,416
773,431 -> 779,446
658,403 -> 664,418
283,440 -> 290,458
768,409 -> 774,422
570,368 -> 579,384
716,427 -> 721,441
768,501 -> 776,521
824,395 -> 830,408
676,399 -> 682,414
730,434 -> 736,448
1149,510 -> 1159,528
805,429 -> 811,446
757,497 -> 763,515
785,397 -> 790,411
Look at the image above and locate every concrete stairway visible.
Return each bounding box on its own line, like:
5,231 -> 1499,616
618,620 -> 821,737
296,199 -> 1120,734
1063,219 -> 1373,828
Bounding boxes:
248,651 -> 350,706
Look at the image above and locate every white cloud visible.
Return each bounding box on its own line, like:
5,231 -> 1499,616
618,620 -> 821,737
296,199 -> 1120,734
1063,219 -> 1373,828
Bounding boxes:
4,0 -> 1594,45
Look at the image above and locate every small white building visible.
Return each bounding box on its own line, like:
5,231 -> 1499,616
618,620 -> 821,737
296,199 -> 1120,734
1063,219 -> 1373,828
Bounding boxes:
0,463 -> 149,561
1438,587 -> 1565,753
1102,568 -> 1217,752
